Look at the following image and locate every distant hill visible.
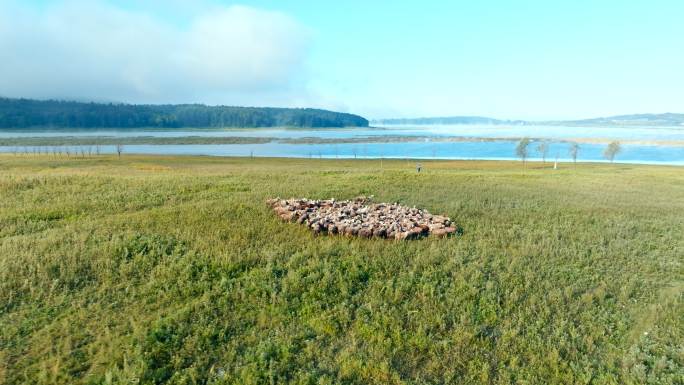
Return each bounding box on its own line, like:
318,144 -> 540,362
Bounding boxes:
0,98 -> 369,129
550,113 -> 684,127
374,113 -> 684,127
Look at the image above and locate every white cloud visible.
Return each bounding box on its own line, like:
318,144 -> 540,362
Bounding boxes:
0,1 -> 310,105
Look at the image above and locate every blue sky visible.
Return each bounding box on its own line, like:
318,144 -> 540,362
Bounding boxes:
2,0 -> 683,119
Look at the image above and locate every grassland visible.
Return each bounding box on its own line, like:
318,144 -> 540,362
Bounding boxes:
0,155 -> 682,385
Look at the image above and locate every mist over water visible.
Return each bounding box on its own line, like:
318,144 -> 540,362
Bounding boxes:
1,124 -> 683,165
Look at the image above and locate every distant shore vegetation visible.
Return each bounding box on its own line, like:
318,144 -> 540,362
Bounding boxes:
0,98 -> 369,129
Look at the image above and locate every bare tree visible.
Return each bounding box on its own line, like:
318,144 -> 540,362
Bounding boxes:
569,142 -> 580,168
516,137 -> 531,171
603,141 -> 621,163
116,144 -> 124,159
96,144 -> 101,156
536,141 -> 549,165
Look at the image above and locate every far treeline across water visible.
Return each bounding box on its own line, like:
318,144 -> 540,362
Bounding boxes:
0,98 -> 369,129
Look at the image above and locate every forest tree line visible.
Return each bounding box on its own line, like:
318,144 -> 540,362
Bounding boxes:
0,98 -> 369,129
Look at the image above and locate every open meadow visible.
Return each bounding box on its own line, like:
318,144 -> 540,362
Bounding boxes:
0,154 -> 682,384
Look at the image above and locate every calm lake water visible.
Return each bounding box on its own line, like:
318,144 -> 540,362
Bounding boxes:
1,125 -> 683,165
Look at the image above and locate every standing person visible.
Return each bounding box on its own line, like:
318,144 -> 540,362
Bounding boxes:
416,163 -> 422,173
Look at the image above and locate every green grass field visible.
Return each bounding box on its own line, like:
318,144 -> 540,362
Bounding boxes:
1,154 -> 682,385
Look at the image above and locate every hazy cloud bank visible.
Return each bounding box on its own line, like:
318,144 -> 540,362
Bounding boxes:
0,1 -> 310,105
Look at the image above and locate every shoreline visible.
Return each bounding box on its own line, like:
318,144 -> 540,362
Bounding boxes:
0,134 -> 683,147
1,152 -> 682,167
